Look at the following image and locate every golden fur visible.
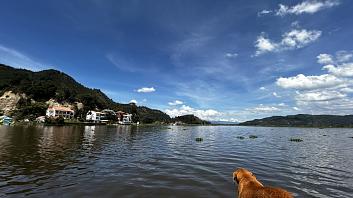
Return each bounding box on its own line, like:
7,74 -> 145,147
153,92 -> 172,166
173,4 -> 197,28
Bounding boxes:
233,168 -> 293,198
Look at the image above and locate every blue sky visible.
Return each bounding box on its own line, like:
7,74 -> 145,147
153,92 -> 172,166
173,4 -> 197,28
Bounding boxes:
1,0 -> 353,121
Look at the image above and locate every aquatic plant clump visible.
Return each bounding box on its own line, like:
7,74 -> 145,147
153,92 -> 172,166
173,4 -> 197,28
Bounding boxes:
195,137 -> 203,142
289,138 -> 303,142
249,135 -> 258,139
236,136 -> 245,140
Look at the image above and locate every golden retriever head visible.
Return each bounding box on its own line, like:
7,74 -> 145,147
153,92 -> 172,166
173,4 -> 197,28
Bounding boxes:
233,168 -> 255,184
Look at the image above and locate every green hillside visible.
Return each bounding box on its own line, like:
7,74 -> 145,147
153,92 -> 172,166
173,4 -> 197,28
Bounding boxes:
238,114 -> 353,128
0,64 -> 171,123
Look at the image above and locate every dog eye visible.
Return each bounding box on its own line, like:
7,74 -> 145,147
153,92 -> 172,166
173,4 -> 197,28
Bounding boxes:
233,177 -> 239,183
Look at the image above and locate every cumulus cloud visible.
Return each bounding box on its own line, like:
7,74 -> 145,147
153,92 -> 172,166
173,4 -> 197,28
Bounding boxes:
255,29 -> 321,55
276,74 -> 341,90
317,51 -> 353,65
323,63 -> 353,77
137,87 -> 156,93
168,100 -> 183,106
255,34 -> 278,55
282,29 -> 322,48
276,50 -> 353,115
259,86 -> 267,90
317,53 -> 334,64
275,0 -> 340,16
165,105 -> 221,120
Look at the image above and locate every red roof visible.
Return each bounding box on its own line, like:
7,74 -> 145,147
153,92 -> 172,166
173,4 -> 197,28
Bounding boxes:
48,106 -> 74,112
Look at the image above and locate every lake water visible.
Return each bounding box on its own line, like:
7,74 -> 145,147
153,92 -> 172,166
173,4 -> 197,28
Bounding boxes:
0,125 -> 352,197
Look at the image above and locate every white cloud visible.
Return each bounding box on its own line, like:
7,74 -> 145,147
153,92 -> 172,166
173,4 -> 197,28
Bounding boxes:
246,104 -> 280,113
317,53 -> 334,64
259,86 -> 267,90
340,87 -> 353,93
225,53 -> 238,58
323,63 -> 353,77
276,0 -> 340,16
255,35 -> 278,55
278,103 -> 287,107
281,29 -> 322,48
275,50 -> 353,115
293,107 -> 300,111
129,99 -> 137,104
255,29 -> 321,55
137,87 -> 156,93
168,100 -> 183,106
295,90 -> 346,101
336,51 -> 353,63
276,74 -> 342,90
317,51 -> 353,65
0,44 -> 48,71
218,118 -> 241,123
273,92 -> 281,98
291,21 -> 300,28
257,9 -> 272,16
165,105 -> 221,121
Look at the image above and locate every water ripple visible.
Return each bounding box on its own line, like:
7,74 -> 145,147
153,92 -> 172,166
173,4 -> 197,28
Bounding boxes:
0,125 -> 352,197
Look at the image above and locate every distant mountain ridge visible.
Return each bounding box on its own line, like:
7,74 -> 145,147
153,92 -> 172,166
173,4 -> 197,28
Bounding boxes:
0,64 -> 170,123
238,114 -> 353,128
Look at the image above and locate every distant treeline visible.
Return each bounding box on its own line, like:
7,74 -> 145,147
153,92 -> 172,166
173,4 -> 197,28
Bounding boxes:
238,114 -> 353,128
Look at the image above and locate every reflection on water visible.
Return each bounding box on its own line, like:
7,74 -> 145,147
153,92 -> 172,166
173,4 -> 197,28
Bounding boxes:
0,125 -> 352,197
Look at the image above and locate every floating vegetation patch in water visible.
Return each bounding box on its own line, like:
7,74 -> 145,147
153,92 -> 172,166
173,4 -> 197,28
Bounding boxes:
289,138 -> 303,142
236,136 -> 245,140
195,137 -> 203,142
249,135 -> 258,139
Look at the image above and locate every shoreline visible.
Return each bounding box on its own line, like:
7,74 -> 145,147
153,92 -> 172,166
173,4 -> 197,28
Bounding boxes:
5,122 -> 353,128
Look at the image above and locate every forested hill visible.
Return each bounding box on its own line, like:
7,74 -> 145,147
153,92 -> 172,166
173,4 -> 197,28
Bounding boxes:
172,114 -> 210,125
0,64 -> 171,123
238,114 -> 353,128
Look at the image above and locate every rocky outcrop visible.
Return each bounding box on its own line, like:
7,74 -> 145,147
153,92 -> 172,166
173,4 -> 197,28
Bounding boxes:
0,91 -> 26,115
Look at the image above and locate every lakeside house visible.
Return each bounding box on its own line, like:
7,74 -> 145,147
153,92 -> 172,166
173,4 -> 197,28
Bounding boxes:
85,110 -> 132,124
116,111 -> 132,125
46,106 -> 74,119
36,116 -> 46,123
0,116 -> 13,125
86,111 -> 108,123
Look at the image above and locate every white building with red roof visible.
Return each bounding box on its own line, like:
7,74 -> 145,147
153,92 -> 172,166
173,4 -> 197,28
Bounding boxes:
46,106 -> 74,119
